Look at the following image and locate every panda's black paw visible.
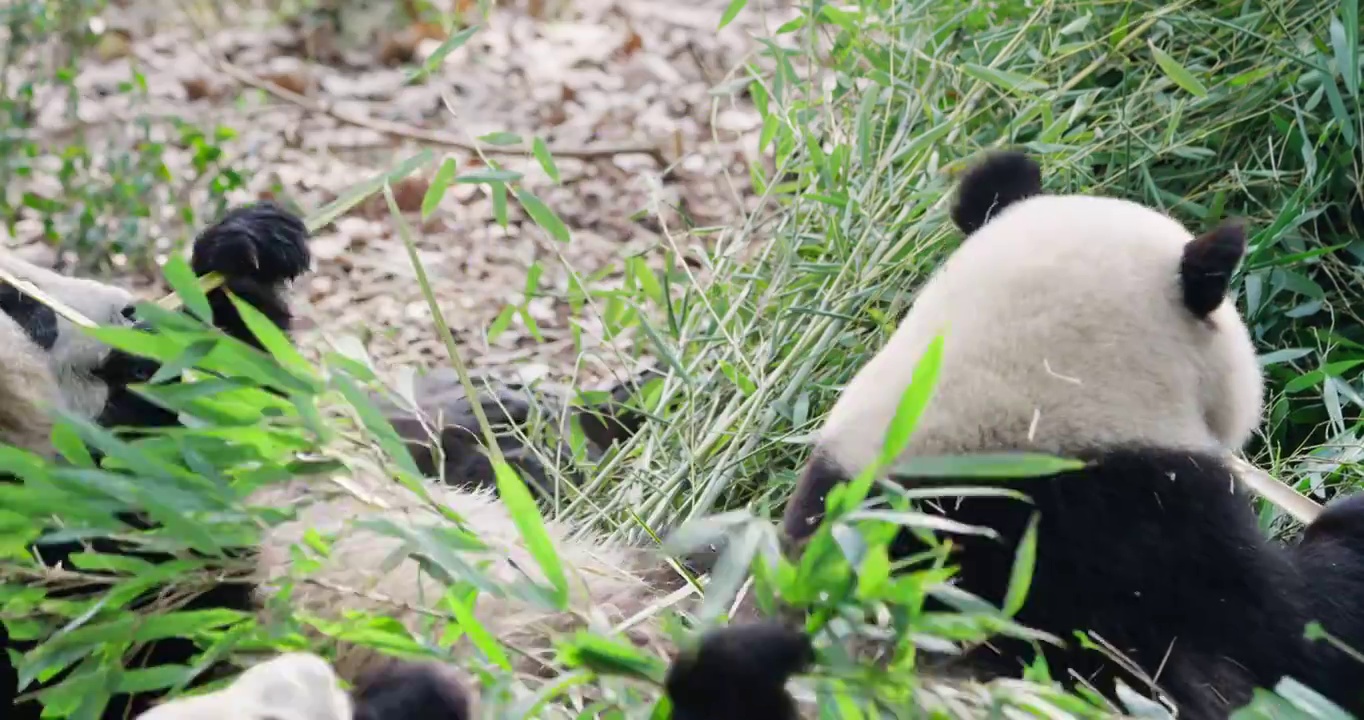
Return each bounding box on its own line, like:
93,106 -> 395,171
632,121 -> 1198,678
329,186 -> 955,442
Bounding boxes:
191,201 -> 311,283
664,621 -> 813,720
352,660 -> 476,720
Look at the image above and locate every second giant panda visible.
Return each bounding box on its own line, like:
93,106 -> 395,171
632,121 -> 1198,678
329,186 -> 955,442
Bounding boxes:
134,652 -> 474,720
0,208 -> 705,718
0,202 -> 317,719
664,151 -> 1364,720
5,397 -> 715,719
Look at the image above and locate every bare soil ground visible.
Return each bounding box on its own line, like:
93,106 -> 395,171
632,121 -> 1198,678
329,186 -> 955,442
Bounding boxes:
6,0 -> 796,390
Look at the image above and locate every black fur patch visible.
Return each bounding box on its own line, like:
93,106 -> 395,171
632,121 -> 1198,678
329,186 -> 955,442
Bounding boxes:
950,150 -> 1043,235
352,661 -> 475,720
1,525 -> 255,719
93,348 -> 181,430
576,367 -> 666,449
374,370 -> 581,496
1179,221 -> 1246,318
780,449 -> 850,545
665,621 -> 813,720
190,201 -> 311,348
0,282 -> 58,350
879,445 -> 1364,718
190,201 -> 311,283
1292,491 -> 1364,699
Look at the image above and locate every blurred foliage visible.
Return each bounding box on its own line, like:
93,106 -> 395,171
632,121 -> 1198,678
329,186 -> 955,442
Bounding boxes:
0,0 -> 247,274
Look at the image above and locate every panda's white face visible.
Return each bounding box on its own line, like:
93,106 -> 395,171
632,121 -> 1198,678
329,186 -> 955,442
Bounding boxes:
0,252 -> 157,426
817,192 -> 1264,476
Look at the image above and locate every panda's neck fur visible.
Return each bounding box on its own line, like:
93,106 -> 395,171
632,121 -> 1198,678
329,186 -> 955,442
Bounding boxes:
818,357 -> 1229,478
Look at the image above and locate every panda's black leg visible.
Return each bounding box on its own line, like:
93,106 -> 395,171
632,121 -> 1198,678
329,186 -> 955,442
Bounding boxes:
2,529 -> 257,719
351,660 -> 476,720
575,368 -> 666,450
663,621 -> 813,720
188,201 -> 311,347
1289,492 -> 1364,712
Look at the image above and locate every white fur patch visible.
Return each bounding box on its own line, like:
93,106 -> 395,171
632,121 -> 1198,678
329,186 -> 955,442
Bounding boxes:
0,252 -> 134,420
135,652 -> 351,720
819,193 -> 1264,474
0,313 -> 59,454
249,476 -> 689,681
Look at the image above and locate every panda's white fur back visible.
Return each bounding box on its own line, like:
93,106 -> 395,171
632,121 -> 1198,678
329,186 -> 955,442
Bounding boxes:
0,252 -> 136,421
249,476 -> 687,681
0,313 -> 60,455
135,652 -> 352,720
818,193 -> 1264,475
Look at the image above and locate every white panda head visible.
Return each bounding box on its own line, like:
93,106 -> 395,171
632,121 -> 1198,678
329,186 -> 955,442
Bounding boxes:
0,253 -> 170,430
132,653 -> 477,720
135,653 -> 353,720
782,150 -> 1264,544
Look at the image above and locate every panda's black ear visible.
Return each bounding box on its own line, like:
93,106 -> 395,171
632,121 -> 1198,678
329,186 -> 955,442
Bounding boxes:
1180,220 -> 1246,318
950,150 -> 1043,235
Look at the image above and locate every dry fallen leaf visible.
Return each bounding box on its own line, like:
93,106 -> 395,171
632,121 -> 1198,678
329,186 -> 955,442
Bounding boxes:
620,25 -> 644,58
19,0 -> 798,386
262,68 -> 313,96
379,22 -> 449,66
95,30 -> 134,61
181,76 -> 214,101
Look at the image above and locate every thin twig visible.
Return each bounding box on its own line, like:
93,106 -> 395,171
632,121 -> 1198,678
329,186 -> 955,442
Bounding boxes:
209,54 -> 667,165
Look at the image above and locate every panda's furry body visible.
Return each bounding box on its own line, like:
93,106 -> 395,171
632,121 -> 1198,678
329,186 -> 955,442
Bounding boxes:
666,151 -> 1364,720
133,651 -> 476,720
0,205 -> 698,719
0,202 -> 317,718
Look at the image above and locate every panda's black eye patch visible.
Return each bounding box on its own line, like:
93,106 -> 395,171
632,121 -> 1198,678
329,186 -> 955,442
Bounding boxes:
0,282 -> 59,351
94,348 -> 160,385
121,305 -> 137,322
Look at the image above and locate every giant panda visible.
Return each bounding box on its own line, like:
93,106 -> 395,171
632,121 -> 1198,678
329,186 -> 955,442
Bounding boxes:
0,207 -> 702,718
0,201 -> 318,718
4,397 -> 714,719
134,652 -> 474,720
659,150 -> 1364,720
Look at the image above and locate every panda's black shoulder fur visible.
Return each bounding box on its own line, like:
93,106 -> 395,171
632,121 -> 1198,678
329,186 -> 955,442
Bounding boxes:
665,621 -> 813,720
352,661 -> 476,720
0,284 -> 58,352
888,447 -> 1329,710
190,201 -> 311,346
949,150 -> 1043,235
673,448 -> 1364,719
